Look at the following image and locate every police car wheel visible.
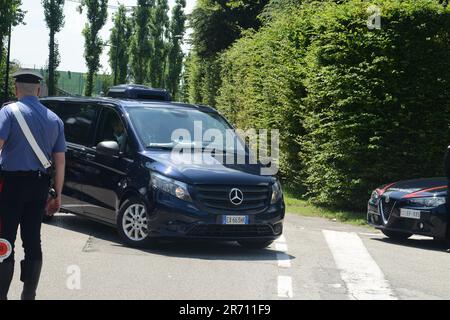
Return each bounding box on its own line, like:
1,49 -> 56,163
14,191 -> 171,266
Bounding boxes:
117,197 -> 153,248
238,240 -> 273,249
42,214 -> 54,223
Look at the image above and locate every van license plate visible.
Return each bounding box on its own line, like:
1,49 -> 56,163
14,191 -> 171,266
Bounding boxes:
222,215 -> 249,225
400,209 -> 421,220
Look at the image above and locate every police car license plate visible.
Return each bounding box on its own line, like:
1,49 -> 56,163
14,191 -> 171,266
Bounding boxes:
222,215 -> 249,225
400,209 -> 421,220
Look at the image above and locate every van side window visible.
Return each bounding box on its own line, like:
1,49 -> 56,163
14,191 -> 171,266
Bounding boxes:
45,102 -> 97,146
96,107 -> 131,156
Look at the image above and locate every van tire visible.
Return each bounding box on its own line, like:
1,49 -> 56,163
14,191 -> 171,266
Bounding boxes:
117,197 -> 154,248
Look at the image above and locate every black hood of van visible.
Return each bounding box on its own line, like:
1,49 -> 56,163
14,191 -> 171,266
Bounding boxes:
141,150 -> 275,185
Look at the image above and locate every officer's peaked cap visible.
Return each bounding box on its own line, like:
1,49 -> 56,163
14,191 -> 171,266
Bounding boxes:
12,69 -> 43,84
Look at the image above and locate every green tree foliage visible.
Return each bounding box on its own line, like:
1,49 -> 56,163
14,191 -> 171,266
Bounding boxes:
129,0 -> 154,84
0,0 -> 24,48
302,0 -> 450,210
109,4 -> 132,85
186,0 -> 269,107
189,0 -> 269,58
42,0 -> 65,96
167,0 -> 186,99
186,53 -> 222,106
179,52 -> 193,102
218,0 -> 450,211
149,0 -> 170,88
217,9 -> 308,191
0,54 -> 19,101
99,72 -> 113,94
179,59 -> 189,102
259,0 -> 302,21
185,53 -> 203,103
79,0 -> 108,97
0,0 -> 24,102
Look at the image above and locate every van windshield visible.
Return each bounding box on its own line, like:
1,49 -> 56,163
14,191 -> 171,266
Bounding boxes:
127,107 -> 246,152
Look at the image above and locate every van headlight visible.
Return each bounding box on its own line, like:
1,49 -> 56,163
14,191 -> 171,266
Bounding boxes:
408,197 -> 446,207
151,172 -> 192,202
271,181 -> 283,204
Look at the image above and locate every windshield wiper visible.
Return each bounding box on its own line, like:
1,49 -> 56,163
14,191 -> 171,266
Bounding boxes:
146,141 -> 198,150
146,141 -> 247,154
146,142 -> 176,150
201,142 -> 247,154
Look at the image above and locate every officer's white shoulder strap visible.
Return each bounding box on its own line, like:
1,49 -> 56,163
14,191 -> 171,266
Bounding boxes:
9,102 -> 52,169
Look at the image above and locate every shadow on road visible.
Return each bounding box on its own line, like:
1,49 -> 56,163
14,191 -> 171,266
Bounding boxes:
372,237 -> 449,253
45,213 -> 296,262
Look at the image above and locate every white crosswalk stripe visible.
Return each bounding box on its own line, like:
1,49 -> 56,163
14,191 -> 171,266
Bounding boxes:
323,229 -> 397,300
277,276 -> 293,298
275,243 -> 291,268
275,235 -> 293,297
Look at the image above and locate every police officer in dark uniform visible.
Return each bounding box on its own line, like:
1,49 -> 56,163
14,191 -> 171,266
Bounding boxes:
0,69 -> 66,300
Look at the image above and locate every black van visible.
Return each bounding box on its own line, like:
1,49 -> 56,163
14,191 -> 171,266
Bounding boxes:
40,97 -> 285,248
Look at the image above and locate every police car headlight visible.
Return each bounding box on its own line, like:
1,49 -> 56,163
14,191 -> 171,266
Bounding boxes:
271,181 -> 283,204
408,197 -> 446,207
151,172 -> 192,202
370,191 -> 380,202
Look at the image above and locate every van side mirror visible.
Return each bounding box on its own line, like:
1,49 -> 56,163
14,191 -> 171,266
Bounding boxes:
96,141 -> 119,157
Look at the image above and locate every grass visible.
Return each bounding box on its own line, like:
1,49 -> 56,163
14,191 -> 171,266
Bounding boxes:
284,191 -> 367,226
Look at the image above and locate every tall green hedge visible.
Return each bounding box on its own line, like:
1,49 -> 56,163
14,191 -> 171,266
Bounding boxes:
186,53 -> 222,107
302,0 -> 450,209
217,7 -> 309,191
218,0 -> 450,210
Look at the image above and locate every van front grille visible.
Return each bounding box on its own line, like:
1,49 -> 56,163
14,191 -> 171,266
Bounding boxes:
194,185 -> 270,214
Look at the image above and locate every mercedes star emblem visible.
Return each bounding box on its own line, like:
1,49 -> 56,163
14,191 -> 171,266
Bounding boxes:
229,188 -> 244,206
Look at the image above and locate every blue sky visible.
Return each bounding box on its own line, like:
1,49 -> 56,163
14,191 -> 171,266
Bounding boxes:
11,0 -> 196,73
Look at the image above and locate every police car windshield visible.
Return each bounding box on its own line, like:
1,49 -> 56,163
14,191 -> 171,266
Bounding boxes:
126,107 -> 246,152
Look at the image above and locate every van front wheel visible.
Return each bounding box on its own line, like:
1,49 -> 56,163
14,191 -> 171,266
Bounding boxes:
117,197 -> 153,248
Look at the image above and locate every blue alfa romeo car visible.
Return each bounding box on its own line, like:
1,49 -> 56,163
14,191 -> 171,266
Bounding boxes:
367,178 -> 447,240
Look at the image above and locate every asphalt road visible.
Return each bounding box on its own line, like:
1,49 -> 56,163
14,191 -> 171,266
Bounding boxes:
7,212 -> 450,300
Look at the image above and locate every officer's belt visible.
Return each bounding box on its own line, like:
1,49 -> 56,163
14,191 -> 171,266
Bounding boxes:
0,170 -> 50,179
